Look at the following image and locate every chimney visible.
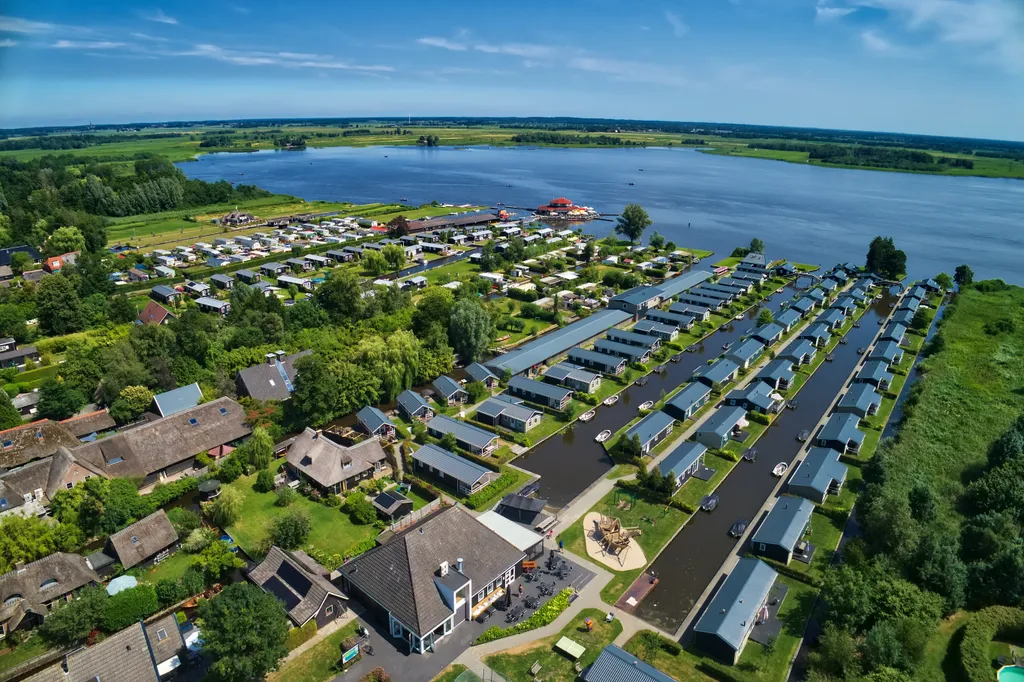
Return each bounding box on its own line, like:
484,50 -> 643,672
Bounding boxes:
457,558 -> 464,573
439,561 -> 449,577
265,352 -> 276,365
276,350 -> 285,360
15,562 -> 25,574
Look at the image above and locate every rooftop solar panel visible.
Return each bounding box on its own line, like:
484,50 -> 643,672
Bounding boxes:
263,575 -> 300,611
278,561 -> 312,597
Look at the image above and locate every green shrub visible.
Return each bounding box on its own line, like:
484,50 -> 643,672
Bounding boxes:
344,537 -> 378,559
959,606 -> 1024,682
749,412 -> 770,426
102,584 -> 159,632
254,468 -> 275,493
285,620 -> 318,651
275,487 -> 297,507
465,470 -> 519,510
474,589 -> 574,643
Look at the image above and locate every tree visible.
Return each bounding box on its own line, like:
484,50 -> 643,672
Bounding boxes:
198,583 -> 290,682
39,586 -> 107,647
448,298 -> 494,364
192,539 -> 244,581
865,237 -> 907,280
381,244 -> 406,271
412,286 -> 455,337
9,251 -> 33,276
109,385 -> 153,424
809,623 -> 861,680
440,432 -> 458,452
954,264 -> 974,288
614,203 -> 652,244
102,584 -> 159,632
268,509 -> 311,550
749,237 -> 766,254
363,249 -> 389,276
648,231 -> 665,250
208,486 -> 243,527
36,274 -> 85,335
315,269 -> 364,320
167,507 -> 202,537
254,468 -> 275,493
386,215 -> 409,238
243,426 -> 274,469
43,226 -> 86,257
0,395 -> 22,430
907,484 -> 937,523
109,295 -> 138,324
37,376 -> 86,420
935,272 -> 953,290
757,307 -> 774,326
909,309 -> 929,332
581,241 -> 595,263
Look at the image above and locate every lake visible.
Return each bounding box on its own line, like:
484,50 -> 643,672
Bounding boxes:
180,145 -> 1024,283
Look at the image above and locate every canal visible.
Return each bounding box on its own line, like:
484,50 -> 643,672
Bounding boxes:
883,297 -> 945,439
632,290 -> 897,632
517,289 -> 799,508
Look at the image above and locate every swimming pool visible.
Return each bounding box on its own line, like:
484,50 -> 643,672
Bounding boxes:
999,665 -> 1024,681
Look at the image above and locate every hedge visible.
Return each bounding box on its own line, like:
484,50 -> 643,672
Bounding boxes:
959,606 -> 1024,682
474,589 -> 573,644
286,620 -> 318,651
465,470 -> 520,510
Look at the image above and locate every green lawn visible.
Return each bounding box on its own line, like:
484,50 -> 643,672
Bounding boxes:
916,613 -> 968,682
431,664 -> 473,682
403,485 -> 436,510
713,256 -> 743,268
791,262 -> 819,272
138,550 -> 194,585
623,578 -> 817,682
424,259 -> 481,285
673,452 -> 737,510
225,459 -> 380,558
267,620 -> 360,682
0,634 -> 51,676
483,608 -> 623,682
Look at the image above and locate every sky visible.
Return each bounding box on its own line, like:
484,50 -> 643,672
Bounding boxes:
0,0 -> 1022,140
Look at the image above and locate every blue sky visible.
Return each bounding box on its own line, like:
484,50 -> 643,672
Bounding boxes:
0,0 -> 1021,139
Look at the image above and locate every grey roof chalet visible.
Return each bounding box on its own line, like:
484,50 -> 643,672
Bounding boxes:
609,285 -> 663,307
774,308 -> 802,329
701,405 -> 747,438
819,413 -> 865,447
72,398 -> 251,479
779,339 -> 816,364
698,357 -> 740,385
397,389 -> 433,417
831,296 -> 857,313
728,338 -> 766,364
751,497 -> 815,553
476,397 -> 542,424
545,362 -> 599,386
819,278 -> 838,292
426,415 -> 497,451
642,310 -> 692,328
236,349 -> 312,401
465,362 -> 498,384
412,444 -> 492,488
753,322 -> 785,344
0,419 -> 80,469
806,288 -> 826,303
891,309 -> 915,327
717,276 -> 752,291
485,309 -> 631,375
666,381 -> 712,417
669,302 -> 711,319
508,375 -> 572,403
839,383 -> 881,414
791,448 -> 848,498
906,285 -> 927,300
210,273 -> 234,286
593,338 -> 650,362
800,323 -> 832,344
817,309 -> 846,327
0,552 -> 98,631
248,546 -> 344,626
870,340 -> 903,364
433,375 -> 466,400
689,286 -> 732,301
857,360 -> 893,386
356,405 -> 393,435
152,382 -> 203,417
286,427 -> 387,489
654,269 -> 714,299
881,322 -> 907,343
151,284 -> 177,299
898,296 -> 920,313
606,329 -> 660,349
740,252 -> 767,267
624,410 -> 676,447
659,441 -> 708,480
0,346 -> 39,364
583,644 -> 678,682
108,510 -> 179,569
235,268 -> 258,280
757,359 -> 795,389
338,506 -> 524,637
567,347 -> 626,372
726,381 -> 780,412
694,557 -> 778,653
790,297 -> 815,314
632,319 -> 677,337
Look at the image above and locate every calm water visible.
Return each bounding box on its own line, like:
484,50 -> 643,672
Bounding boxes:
180,146 -> 1024,283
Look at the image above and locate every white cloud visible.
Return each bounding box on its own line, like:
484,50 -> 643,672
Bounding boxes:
278,51 -> 326,60
0,15 -> 54,33
568,56 -> 690,87
815,2 -> 857,21
860,29 -> 900,53
473,42 -> 554,59
144,9 -> 178,25
177,44 -> 394,71
665,10 -> 690,37
181,44 -> 277,65
131,32 -> 168,41
0,39 -> 15,47
53,39 -> 125,49
417,36 -> 466,51
291,59 -> 394,72
854,0 -> 1024,71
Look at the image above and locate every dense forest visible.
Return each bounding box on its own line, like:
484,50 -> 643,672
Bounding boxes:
0,132 -> 183,152
749,142 -> 976,170
509,132 -> 645,146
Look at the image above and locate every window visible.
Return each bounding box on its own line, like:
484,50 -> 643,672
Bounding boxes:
156,628 -> 168,642
108,457 -> 123,465
325,605 -> 334,617
35,431 -> 42,441
131,536 -> 139,545
65,483 -> 73,490
189,418 -> 198,426
759,543 -> 766,552
1,441 -> 11,450
0,498 -> 6,510
4,595 -> 22,606
40,579 -> 58,591
219,407 -> 228,415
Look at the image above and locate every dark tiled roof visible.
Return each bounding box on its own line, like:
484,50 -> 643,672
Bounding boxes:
108,510 -> 179,569
339,506 -> 524,636
286,427 -> 386,489
248,546 -> 343,626
236,350 -> 312,401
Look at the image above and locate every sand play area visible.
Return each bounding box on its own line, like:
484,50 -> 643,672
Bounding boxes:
582,511 -> 648,570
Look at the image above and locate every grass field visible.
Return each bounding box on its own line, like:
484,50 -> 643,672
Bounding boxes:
0,634 -> 51,676
267,620 -> 360,682
483,608 -> 623,682
138,550 -> 194,586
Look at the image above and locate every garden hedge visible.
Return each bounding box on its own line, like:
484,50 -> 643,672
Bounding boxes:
474,589 -> 573,644
959,606 -> 1024,682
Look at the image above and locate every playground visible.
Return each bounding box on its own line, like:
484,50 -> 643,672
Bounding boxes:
582,509 -> 648,571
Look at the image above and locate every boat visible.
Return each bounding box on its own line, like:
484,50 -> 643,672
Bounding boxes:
729,520 -> 748,537
653,366 -> 665,374
693,258 -> 700,264
603,395 -> 619,407
634,377 -> 648,387
638,401 -> 654,411
853,322 -> 861,328
786,400 -> 797,410
734,314 -> 744,321
857,347 -> 867,355
839,338 -> 848,345
875,294 -> 883,300
776,288 -> 785,293
595,430 -> 612,443
579,410 -> 596,423
700,494 -> 719,512
797,430 -> 810,442
825,354 -> 834,362
671,354 -> 683,363
742,448 -> 757,462
496,202 -> 504,206
686,345 -> 697,353
773,462 -> 789,477
722,342 -> 733,351
628,182 -> 635,186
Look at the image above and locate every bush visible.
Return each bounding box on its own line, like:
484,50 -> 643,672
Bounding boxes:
465,470 -> 520,510
359,668 -> 391,682
182,527 -> 218,553
254,468 -> 275,493
268,509 -> 312,550
322,493 -> 342,508
475,589 -> 574,643
275,487 -> 297,507
167,507 -> 202,537
156,578 -> 188,607
285,620 -> 318,651
180,566 -> 207,595
102,584 -> 159,632
958,606 -> 1024,682
749,412 -> 770,425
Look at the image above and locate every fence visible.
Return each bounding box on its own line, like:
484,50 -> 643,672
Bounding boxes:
376,498 -> 443,542
454,669 -> 510,682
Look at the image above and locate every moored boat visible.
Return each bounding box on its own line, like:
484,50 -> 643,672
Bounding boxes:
603,395 -> 619,406
772,462 -> 789,477
638,401 -> 654,411
595,430 -> 612,443
579,410 -> 596,422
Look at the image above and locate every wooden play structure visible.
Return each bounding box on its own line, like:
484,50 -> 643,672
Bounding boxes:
597,514 -> 643,562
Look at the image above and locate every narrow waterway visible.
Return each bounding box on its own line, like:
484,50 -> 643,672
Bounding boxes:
633,291 -> 896,632
883,299 -> 945,438
517,290 -> 798,508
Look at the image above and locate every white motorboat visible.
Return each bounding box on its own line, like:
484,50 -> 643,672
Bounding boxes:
595,430 -> 612,443
734,314 -> 744,321
579,410 -> 596,422
603,395 -> 619,407
772,462 -> 789,477
638,401 -> 654,411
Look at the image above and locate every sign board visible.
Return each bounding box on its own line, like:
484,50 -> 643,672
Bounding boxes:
342,645 -> 359,664
522,560 -> 537,571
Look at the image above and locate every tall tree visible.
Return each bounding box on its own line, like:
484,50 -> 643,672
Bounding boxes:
749,237 -> 766,254
614,203 -> 652,244
381,244 -> 406,271
0,396 -> 22,430
109,295 -> 138,324
865,237 -> 907,280
36,274 -> 85,335
412,286 -> 456,337
197,583 -> 290,682
37,376 -> 86,420
243,426 -> 274,470
208,486 -> 243,527
954,264 -> 974,288
386,215 -> 409,238
43,226 -> 86,257
449,298 -> 494,364
314,269 -> 364,320
648,231 -> 665,249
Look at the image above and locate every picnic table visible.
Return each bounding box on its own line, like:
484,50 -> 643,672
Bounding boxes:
555,636 -> 586,660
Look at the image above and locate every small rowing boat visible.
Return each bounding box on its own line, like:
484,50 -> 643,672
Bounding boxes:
772,462 -> 789,477
603,395 -> 619,407
638,401 -> 654,411
579,410 -> 595,423
595,430 -> 612,443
